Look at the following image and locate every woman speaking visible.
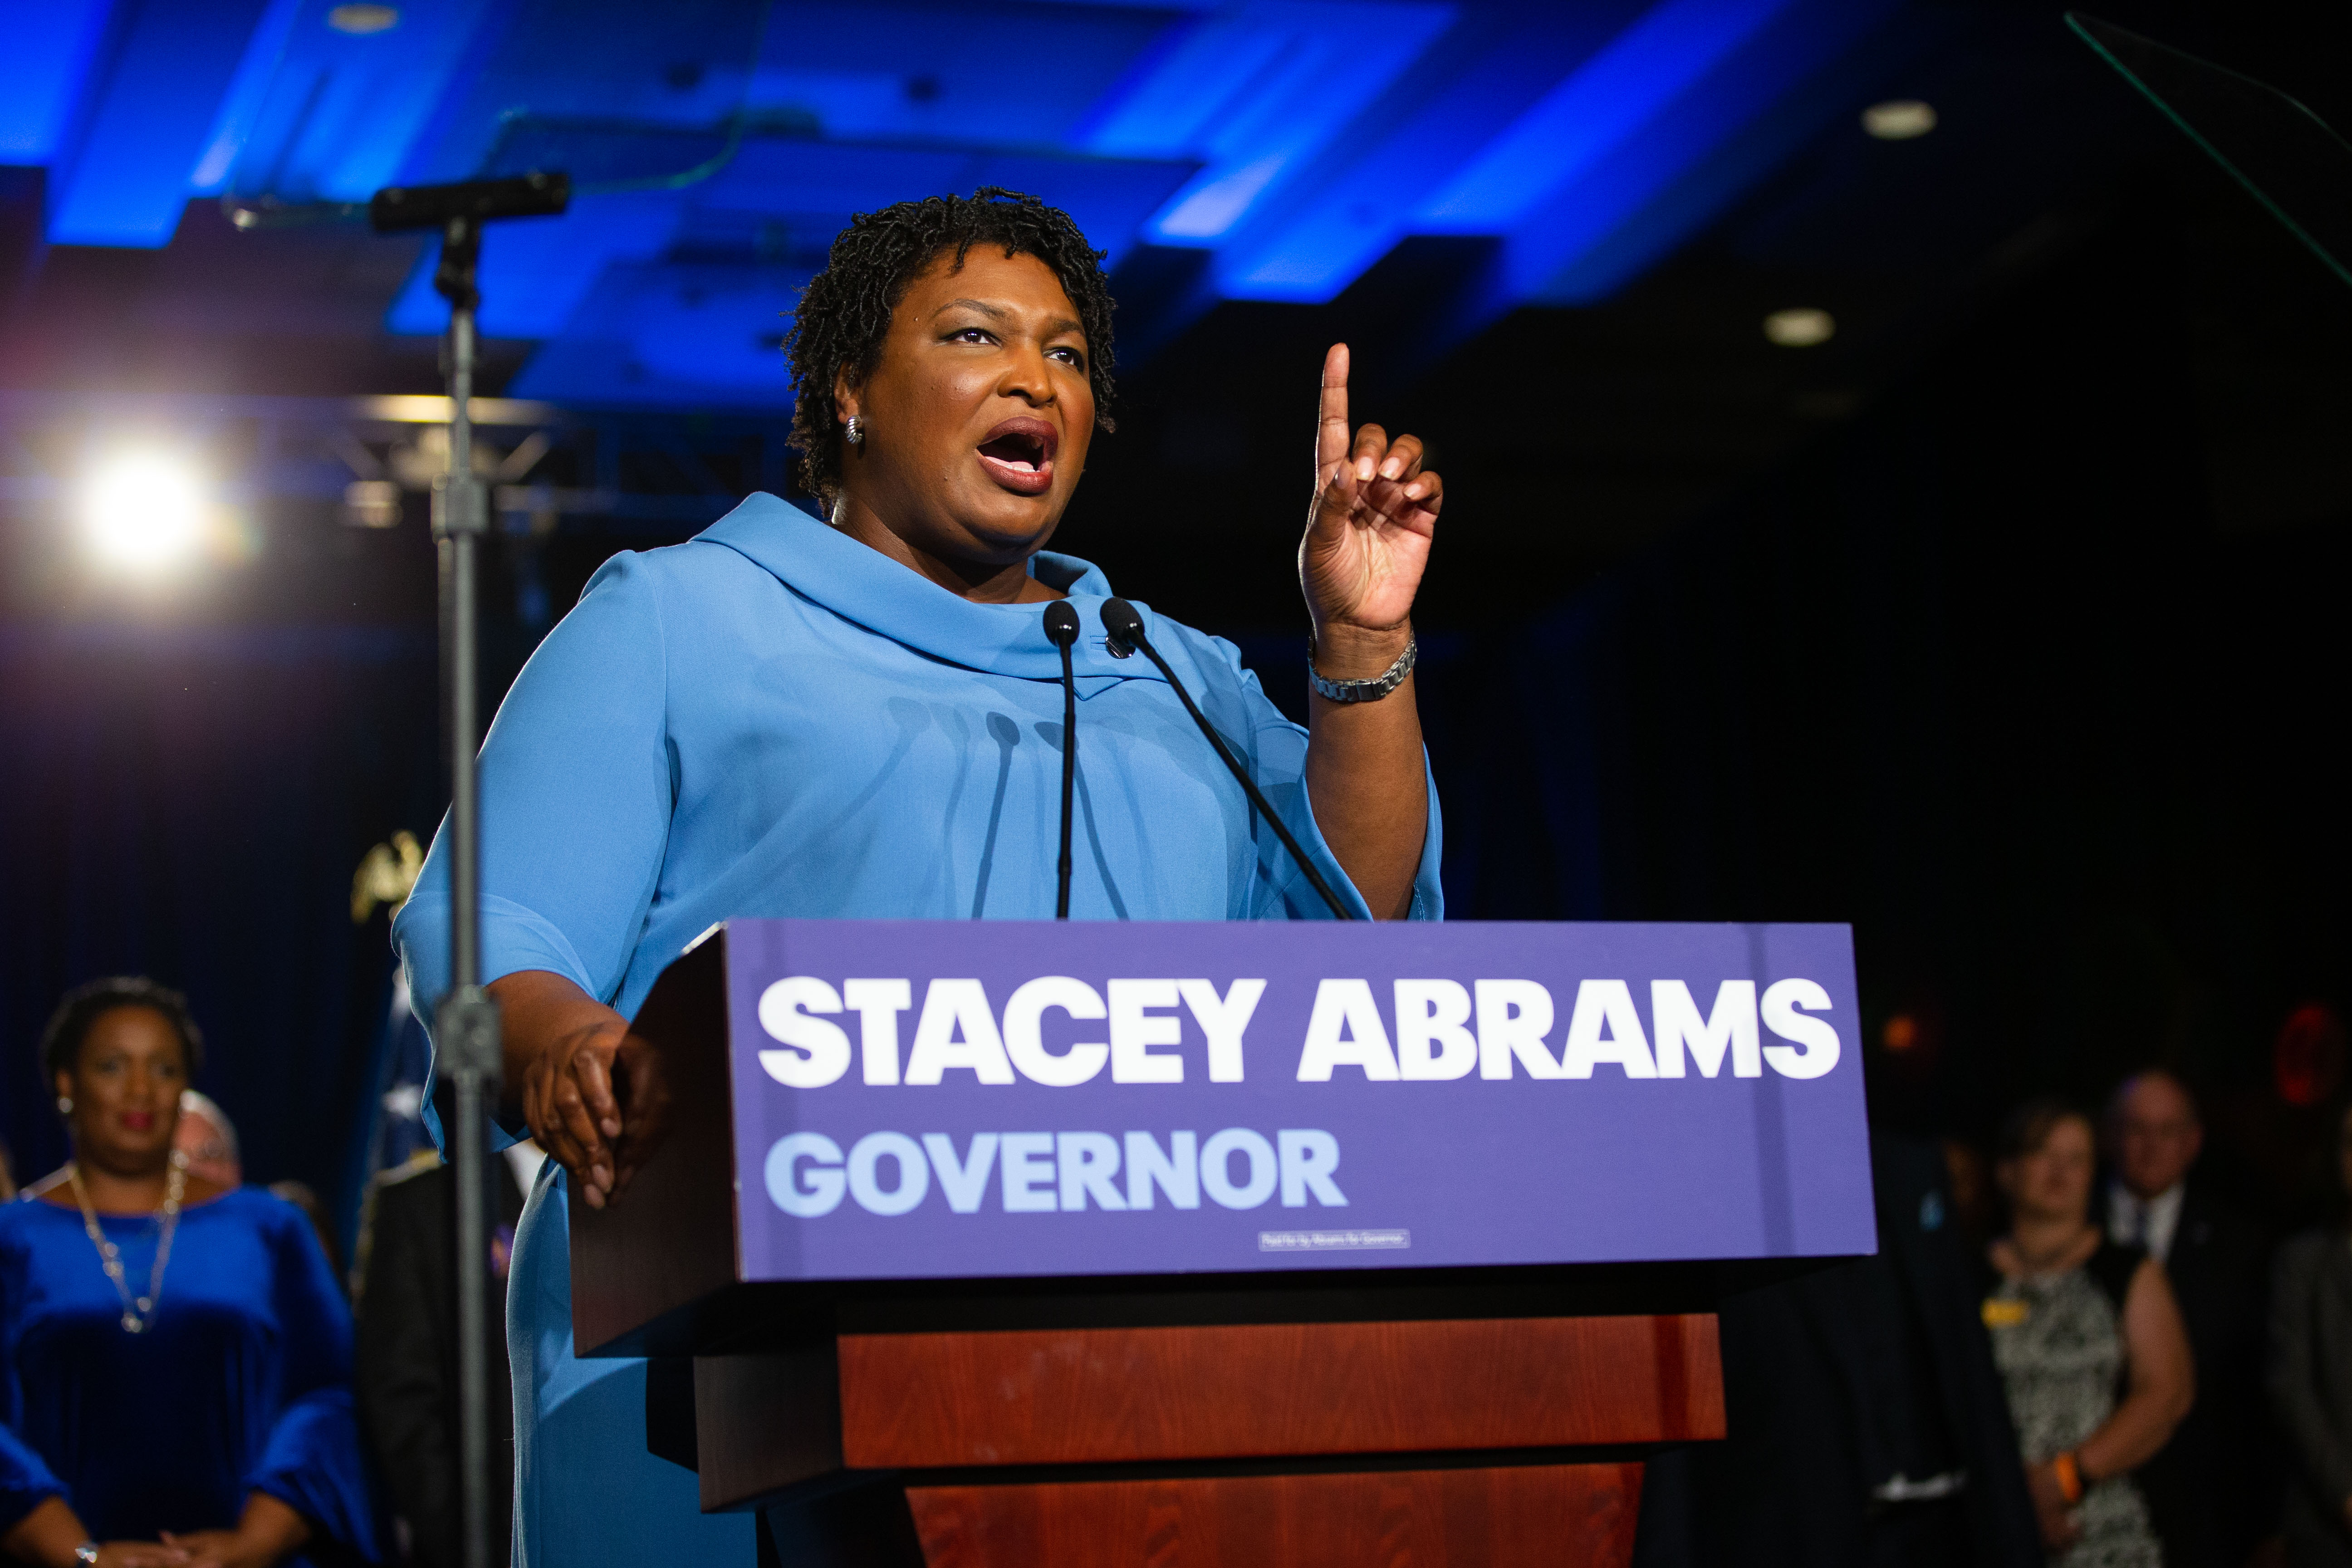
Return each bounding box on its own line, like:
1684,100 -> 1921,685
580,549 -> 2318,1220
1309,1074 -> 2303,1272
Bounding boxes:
394,187 -> 1446,1562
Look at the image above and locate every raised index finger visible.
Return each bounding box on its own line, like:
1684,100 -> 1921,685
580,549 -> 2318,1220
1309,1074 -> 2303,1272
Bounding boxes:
1316,343 -> 1351,481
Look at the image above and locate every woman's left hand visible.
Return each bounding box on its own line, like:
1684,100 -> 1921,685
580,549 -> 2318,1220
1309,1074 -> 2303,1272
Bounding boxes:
161,1494 -> 309,1568
1300,343 -> 1441,647
155,1533 -> 253,1568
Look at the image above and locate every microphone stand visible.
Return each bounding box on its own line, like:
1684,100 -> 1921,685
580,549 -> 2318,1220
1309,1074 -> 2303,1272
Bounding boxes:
431,214 -> 502,1568
1043,600 -> 1081,918
368,172 -> 568,1568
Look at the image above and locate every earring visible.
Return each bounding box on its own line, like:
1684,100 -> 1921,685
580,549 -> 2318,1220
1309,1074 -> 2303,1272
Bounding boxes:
844,415 -> 866,449
56,1096 -> 72,1115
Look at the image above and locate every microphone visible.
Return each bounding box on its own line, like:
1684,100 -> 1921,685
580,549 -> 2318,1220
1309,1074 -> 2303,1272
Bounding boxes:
1098,599 -> 1353,921
367,172 -> 572,234
1043,600 -> 1082,920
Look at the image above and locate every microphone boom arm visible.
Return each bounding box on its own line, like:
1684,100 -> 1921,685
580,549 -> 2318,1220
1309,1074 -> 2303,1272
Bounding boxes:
1101,601 -> 1354,921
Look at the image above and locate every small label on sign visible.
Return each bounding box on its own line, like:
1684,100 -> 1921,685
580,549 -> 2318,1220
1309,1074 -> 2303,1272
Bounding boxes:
1259,1229 -> 1411,1252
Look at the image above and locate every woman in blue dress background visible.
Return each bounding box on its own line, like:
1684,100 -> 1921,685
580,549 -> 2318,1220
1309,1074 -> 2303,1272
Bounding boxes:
394,187 -> 1446,1563
0,979 -> 380,1568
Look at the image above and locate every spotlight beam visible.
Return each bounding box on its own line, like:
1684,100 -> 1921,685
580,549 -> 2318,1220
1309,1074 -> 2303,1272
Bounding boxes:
78,448 -> 209,571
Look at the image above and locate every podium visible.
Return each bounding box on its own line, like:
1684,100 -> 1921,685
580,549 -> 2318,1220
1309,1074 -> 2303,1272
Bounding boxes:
572,919 -> 1872,1565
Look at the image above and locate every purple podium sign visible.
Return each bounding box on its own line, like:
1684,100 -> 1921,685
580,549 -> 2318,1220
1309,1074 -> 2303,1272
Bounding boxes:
709,919 -> 1874,1284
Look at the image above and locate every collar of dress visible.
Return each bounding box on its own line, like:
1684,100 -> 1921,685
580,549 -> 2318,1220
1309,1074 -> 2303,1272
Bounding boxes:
699,492 -> 1173,691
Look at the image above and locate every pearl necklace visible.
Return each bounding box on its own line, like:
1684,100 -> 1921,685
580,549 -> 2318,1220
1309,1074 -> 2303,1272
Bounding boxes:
67,1150 -> 187,1334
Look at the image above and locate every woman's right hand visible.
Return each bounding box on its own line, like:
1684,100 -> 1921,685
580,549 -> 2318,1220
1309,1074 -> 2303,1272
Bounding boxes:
523,1014 -> 629,1207
489,970 -> 667,1210
1,1498 -> 191,1568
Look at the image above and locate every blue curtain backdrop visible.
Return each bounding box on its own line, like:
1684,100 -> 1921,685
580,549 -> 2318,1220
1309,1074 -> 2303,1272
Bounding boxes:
0,622 -> 438,1228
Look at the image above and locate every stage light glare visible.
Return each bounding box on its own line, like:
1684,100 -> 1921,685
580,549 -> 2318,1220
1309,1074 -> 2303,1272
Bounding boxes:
1764,308 -> 1835,347
1862,99 -> 1937,140
79,450 -> 210,570
327,4 -> 399,33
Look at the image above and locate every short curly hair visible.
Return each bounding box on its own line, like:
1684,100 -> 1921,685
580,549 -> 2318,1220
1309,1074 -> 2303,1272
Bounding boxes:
786,187 -> 1117,510
42,976 -> 205,1088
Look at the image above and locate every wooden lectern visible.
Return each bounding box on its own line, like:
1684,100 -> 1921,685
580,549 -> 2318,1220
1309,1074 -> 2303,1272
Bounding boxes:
573,920 -> 1871,1565
691,1313 -> 1724,1566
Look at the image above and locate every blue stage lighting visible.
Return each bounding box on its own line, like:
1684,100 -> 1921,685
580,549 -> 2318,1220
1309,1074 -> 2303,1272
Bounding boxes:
0,0 -> 113,162
1418,0 -> 1796,234
3,0 -> 1937,391
46,0 -> 274,246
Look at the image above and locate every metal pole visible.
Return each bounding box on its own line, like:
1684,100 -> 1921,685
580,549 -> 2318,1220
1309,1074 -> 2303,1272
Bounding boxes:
431,212 -> 502,1568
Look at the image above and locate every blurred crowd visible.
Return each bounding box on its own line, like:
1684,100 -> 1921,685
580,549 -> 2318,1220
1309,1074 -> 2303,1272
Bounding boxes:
6,975 -> 2352,1568
1639,1067 -> 2352,1568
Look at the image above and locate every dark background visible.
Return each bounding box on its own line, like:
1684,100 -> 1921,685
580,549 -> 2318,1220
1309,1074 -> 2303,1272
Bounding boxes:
2,0 -> 2350,1245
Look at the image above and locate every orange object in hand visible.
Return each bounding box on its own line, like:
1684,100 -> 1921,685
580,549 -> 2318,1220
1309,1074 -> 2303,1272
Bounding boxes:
2052,1450 -> 2084,1505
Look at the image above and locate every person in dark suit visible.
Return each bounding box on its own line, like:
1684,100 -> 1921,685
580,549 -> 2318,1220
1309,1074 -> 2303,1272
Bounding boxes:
354,1144 -> 540,1568
2100,1070 -> 2272,1568
2272,1098 -> 2352,1568
1633,1130 -> 2045,1568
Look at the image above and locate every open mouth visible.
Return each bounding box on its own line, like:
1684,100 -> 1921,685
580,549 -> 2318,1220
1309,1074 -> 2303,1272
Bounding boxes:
976,418 -> 1058,495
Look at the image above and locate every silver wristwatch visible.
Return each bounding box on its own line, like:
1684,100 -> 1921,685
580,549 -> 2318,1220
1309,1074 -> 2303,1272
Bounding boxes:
1308,632 -> 1417,703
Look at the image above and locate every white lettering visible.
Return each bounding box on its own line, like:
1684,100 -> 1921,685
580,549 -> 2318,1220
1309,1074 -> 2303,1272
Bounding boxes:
1000,1132 -> 1058,1211
904,979 -> 1015,1085
1651,980 -> 1759,1078
843,979 -> 911,1086
1108,979 -> 1186,1083
1178,978 -> 1265,1083
760,1128 -> 1342,1220
756,978 -> 851,1088
1125,1131 -> 1200,1209
760,974 -> 1827,1093
1277,1129 -> 1348,1207
1296,979 -> 1399,1080
1394,980 -> 1476,1080
1560,980 -> 1657,1078
1200,1128 -> 1279,1209
1761,978 -> 1841,1079
1002,976 -> 1109,1087
847,1131 -> 929,1215
1475,980 -> 1564,1078
921,1132 -> 998,1213
764,1133 -> 845,1216
1057,1131 -> 1128,1210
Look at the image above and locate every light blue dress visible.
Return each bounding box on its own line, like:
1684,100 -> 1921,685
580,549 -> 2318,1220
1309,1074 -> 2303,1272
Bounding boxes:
393,492 -> 1443,1565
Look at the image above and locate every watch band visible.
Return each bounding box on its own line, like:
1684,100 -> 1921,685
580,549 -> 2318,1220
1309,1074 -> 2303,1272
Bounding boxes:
1308,632 -> 1417,704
